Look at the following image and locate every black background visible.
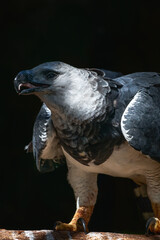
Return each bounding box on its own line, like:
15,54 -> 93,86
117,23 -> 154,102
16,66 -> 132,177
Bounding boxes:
1,0 -> 160,233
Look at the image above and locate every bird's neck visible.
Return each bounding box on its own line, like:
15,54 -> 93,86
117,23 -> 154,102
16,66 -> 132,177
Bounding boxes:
49,87 -> 122,165
49,86 -> 107,146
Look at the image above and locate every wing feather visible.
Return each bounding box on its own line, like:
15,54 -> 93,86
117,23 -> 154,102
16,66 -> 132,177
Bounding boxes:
29,103 -> 65,172
121,88 -> 160,160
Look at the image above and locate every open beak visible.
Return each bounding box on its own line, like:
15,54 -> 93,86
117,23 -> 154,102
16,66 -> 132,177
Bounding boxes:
14,71 -> 50,95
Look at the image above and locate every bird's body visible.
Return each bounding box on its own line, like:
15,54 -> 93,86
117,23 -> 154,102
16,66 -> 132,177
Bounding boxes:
14,62 -> 160,234
64,142 -> 158,180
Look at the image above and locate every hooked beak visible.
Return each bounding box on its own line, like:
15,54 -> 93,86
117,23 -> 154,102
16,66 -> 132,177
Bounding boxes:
14,71 -> 50,95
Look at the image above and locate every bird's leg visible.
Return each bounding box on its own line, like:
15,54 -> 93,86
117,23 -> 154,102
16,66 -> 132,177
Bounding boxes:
145,167 -> 160,234
55,160 -> 98,232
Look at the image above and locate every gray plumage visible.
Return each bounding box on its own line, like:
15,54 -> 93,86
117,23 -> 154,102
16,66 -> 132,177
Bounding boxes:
19,62 -> 122,171
116,72 -> 160,160
26,103 -> 65,172
14,62 -> 160,167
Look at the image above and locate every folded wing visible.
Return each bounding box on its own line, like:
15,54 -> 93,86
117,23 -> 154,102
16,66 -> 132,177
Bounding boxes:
121,87 -> 160,160
26,103 -> 65,172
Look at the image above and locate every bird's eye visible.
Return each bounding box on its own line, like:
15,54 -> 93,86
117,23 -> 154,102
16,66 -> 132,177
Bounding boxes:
46,71 -> 58,79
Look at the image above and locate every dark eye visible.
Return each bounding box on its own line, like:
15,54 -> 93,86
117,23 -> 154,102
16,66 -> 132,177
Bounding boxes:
46,71 -> 58,79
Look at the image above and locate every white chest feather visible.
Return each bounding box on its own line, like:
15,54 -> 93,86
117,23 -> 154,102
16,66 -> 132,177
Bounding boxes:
63,143 -> 159,180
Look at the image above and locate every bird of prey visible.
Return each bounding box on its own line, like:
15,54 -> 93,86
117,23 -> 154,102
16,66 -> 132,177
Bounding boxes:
14,61 -> 160,234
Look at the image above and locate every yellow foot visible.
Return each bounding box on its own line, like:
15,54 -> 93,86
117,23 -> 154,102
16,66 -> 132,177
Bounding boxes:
146,217 -> 160,234
54,218 -> 88,232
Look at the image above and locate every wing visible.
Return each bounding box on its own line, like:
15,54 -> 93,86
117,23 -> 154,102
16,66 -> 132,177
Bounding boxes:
27,103 -> 65,173
121,87 -> 160,160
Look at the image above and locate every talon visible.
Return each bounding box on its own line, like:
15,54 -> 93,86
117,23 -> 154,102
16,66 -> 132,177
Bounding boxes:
146,217 -> 155,235
146,217 -> 160,235
77,218 -> 88,234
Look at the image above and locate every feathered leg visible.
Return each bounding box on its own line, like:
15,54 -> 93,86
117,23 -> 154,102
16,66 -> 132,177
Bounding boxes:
55,160 -> 98,232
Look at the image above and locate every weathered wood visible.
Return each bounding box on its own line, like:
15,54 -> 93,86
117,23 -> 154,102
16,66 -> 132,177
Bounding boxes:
0,229 -> 160,240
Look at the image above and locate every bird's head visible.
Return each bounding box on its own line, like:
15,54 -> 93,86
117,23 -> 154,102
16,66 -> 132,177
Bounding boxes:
14,61 -> 77,112
14,61 -> 110,121
14,61 -> 75,95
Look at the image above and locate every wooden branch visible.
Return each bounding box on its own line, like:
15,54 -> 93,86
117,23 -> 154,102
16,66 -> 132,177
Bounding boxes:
0,229 -> 160,240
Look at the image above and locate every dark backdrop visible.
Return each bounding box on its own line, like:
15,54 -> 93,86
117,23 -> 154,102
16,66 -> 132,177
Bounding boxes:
1,0 -> 160,233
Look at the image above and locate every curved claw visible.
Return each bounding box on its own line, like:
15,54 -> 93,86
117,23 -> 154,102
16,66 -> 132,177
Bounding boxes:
77,218 -> 88,234
146,217 -> 155,235
146,217 -> 160,235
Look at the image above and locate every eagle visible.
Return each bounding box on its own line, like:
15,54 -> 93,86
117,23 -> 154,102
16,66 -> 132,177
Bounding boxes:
14,61 -> 160,234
